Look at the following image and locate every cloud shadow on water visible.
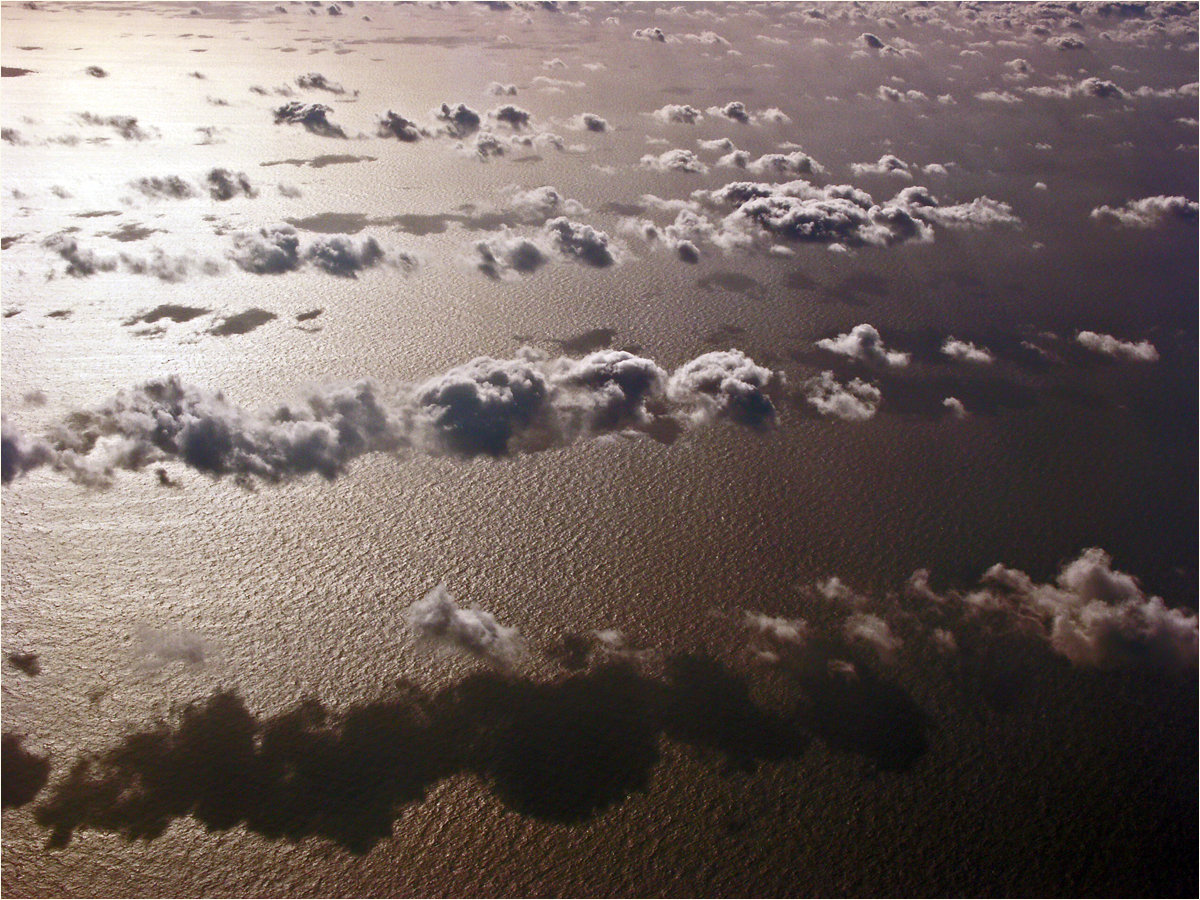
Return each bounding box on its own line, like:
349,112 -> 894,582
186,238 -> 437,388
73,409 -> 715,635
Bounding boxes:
32,657 -> 927,852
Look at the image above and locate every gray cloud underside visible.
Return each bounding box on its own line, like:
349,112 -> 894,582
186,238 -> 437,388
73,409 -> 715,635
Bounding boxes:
1,349 -> 780,486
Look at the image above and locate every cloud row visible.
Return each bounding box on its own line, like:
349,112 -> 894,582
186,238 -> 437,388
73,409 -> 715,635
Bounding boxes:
1,349 -> 781,487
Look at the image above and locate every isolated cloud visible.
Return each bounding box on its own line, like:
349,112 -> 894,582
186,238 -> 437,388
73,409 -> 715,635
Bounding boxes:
632,27 -> 667,42
651,104 -> 703,124
1090,195 -> 1199,228
542,217 -> 619,267
844,614 -> 903,665
941,338 -> 995,364
817,324 -> 910,367
803,371 -> 881,421
77,112 -> 154,140
296,72 -> 346,94
469,231 -> 549,279
487,82 -> 517,96
405,584 -> 524,668
1025,76 -> 1125,100
702,101 -> 790,126
1075,332 -> 1159,362
272,102 -> 346,138
719,150 -> 824,177
569,113 -> 609,132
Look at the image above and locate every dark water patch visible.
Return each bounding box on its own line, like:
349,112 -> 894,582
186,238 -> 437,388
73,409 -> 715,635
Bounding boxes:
2,235 -> 23,249
3,309 -> 22,318
783,269 -> 820,292
822,272 -> 891,306
878,371 -> 1040,419
926,268 -> 988,300
260,154 -> 376,168
704,324 -> 745,345
46,310 -> 72,319
125,304 -> 209,326
102,223 -> 160,242
390,213 -> 460,236
296,308 -> 323,322
511,155 -> 542,164
2,67 -> 35,77
600,201 -> 648,217
557,327 -> 617,355
17,46 -> 43,51
73,210 -> 122,218
2,734 -> 50,808
30,657 -> 927,851
7,650 -> 41,675
208,308 -> 276,336
286,212 -> 372,234
697,271 -> 762,295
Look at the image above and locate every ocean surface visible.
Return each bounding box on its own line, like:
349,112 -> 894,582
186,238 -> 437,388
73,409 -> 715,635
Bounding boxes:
2,2 -> 1197,896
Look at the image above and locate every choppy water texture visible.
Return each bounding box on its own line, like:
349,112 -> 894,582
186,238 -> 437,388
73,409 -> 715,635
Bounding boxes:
2,2 -> 1197,897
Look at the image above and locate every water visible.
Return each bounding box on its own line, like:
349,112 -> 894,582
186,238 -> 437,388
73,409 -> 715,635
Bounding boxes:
3,2 -> 1197,896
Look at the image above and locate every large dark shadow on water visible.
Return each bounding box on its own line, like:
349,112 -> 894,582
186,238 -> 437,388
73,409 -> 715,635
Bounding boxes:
31,655 -> 927,852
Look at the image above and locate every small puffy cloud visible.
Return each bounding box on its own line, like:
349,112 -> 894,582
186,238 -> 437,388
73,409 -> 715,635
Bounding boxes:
295,72 -> 346,94
652,106 -> 701,126
1090,195 -> 1199,228
640,148 -> 709,173
1,417 -> 55,484
502,185 -> 587,222
543,217 -> 620,267
405,584 -> 524,668
77,112 -> 155,140
272,102 -> 346,138
1047,35 -> 1086,50
720,150 -> 824,178
1025,77 -> 1125,100
817,324 -> 910,367
568,113 -> 609,132
377,110 -> 423,141
942,397 -> 968,419
433,102 -> 482,137
487,82 -> 517,96
632,26 -> 666,41
851,154 -> 912,179
228,225 -> 413,278
467,217 -> 617,278
803,371 -> 881,421
976,90 -> 1022,104
469,232 -> 549,279
531,76 -> 584,90
130,175 -> 198,200
1075,332 -> 1159,362
703,101 -> 789,125
698,137 -> 737,153
204,168 -> 257,200
876,85 -> 928,103
941,337 -> 995,364
490,104 -> 533,130
666,350 -> 780,428
860,32 -> 886,49
844,613 -> 903,664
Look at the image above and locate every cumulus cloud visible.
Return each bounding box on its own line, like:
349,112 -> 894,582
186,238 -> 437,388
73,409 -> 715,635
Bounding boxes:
405,584 -> 524,668
640,148 -> 709,174
228,225 -> 415,278
76,112 -> 154,140
941,337 -> 995,364
543,217 -> 619,267
295,72 -> 346,94
816,324 -> 910,367
487,82 -> 517,96
568,113 -> 609,133
942,397 -> 968,419
803,371 -> 881,421
4,347 -> 782,486
966,549 -> 1197,669
704,101 -> 790,126
468,232 -> 550,278
1090,195 -> 1199,228
490,104 -> 533,131
718,150 -> 824,177
665,350 -> 780,428
204,168 -> 257,200
632,27 -> 667,42
433,102 -> 482,138
851,154 -> 913,179
272,102 -> 346,138
377,110 -> 423,141
651,104 -> 703,124
876,85 -> 928,103
130,175 -> 197,200
1075,332 -> 1159,362
844,614 -> 903,665
1025,76 -> 1126,100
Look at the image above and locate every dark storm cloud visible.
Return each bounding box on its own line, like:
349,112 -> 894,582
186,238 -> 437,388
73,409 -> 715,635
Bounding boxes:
4,349 -> 781,486
651,104 -> 704,124
433,102 -> 482,137
405,584 -> 525,667
272,102 -> 346,138
1090,195 -> 1199,227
